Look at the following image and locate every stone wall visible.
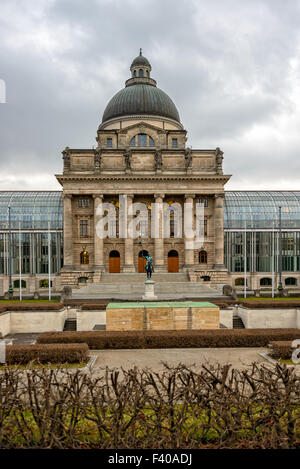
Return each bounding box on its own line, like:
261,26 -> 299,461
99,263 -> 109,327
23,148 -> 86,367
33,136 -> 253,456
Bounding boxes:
237,306 -> 300,329
106,301 -> 220,331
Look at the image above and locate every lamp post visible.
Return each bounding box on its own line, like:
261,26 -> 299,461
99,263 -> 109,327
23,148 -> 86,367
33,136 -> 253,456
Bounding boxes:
8,205 -> 13,296
278,205 -> 283,295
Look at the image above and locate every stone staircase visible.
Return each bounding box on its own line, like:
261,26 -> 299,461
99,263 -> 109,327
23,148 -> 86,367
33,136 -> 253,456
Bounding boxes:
100,272 -> 189,283
233,317 -> 245,329
63,318 -> 77,331
72,273 -> 225,300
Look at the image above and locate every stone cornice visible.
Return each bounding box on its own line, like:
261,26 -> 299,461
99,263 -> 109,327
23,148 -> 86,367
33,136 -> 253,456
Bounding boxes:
56,174 -> 231,182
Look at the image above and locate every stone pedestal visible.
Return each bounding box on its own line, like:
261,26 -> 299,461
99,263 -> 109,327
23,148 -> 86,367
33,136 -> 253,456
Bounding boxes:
142,279 -> 158,301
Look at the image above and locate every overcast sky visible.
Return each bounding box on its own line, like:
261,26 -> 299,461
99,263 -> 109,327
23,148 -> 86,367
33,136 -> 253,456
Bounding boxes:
1,0 -> 300,191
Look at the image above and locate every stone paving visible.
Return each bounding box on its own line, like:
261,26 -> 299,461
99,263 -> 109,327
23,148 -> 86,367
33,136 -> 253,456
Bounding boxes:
92,347 -> 269,372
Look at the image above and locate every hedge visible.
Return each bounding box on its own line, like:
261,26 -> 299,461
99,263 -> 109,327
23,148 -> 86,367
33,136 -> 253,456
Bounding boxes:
269,341 -> 298,360
0,303 -> 64,312
5,343 -> 89,364
37,329 -> 300,350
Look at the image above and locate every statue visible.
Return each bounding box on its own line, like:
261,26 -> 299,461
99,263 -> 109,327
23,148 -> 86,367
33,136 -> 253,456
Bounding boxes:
185,147 -> 192,168
94,147 -> 101,170
62,146 -> 70,172
141,252 -> 154,279
215,147 -> 224,174
155,150 -> 162,170
124,150 -> 131,170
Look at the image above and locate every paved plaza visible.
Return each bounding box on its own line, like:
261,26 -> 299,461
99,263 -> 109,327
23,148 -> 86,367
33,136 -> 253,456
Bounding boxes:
92,347 -> 268,372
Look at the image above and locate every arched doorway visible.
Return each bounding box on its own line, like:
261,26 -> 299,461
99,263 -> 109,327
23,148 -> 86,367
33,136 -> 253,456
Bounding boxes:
168,250 -> 179,272
109,250 -> 120,273
138,250 -> 149,273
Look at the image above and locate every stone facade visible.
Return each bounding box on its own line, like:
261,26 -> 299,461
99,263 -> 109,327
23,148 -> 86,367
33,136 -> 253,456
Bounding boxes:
106,302 -> 220,331
56,53 -> 231,288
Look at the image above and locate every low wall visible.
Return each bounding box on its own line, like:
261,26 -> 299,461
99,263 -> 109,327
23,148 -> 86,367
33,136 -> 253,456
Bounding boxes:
220,309 -> 233,329
0,312 -> 11,336
76,310 -> 106,331
0,309 -> 67,335
238,306 -> 300,329
106,301 -> 220,331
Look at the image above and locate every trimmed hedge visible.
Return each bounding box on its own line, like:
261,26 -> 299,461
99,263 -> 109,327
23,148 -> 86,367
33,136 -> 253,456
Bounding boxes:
5,343 -> 89,364
81,303 -> 108,311
0,303 -> 63,312
269,341 -> 296,360
37,329 -> 300,350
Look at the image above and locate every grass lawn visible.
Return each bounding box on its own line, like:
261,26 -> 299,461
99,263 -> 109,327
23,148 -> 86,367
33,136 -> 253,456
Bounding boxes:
279,358 -> 300,365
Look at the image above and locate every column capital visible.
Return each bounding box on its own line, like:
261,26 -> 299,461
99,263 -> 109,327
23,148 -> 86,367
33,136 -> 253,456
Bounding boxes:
154,193 -> 165,199
184,194 -> 196,200
126,193 -> 134,199
62,193 -> 72,200
214,193 -> 225,199
92,194 -> 104,200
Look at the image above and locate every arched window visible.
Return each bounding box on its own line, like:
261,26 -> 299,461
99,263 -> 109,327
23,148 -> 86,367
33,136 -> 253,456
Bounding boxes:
78,277 -> 87,284
199,250 -> 207,264
260,277 -> 272,286
80,251 -> 89,265
40,279 -> 53,288
235,278 -> 247,286
130,134 -> 155,147
133,70 -> 136,77
285,277 -> 297,286
139,69 -> 144,77
13,279 -> 26,288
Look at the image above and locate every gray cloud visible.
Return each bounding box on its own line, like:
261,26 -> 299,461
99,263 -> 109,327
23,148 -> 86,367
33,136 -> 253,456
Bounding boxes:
0,0 -> 300,190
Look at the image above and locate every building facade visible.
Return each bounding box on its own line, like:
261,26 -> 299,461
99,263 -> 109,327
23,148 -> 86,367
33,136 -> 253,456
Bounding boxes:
56,51 -> 230,287
0,52 -> 300,296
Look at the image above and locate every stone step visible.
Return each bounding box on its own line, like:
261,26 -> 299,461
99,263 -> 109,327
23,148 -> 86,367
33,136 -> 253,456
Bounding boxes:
63,318 -> 77,331
72,281 -> 224,300
100,273 -> 189,284
76,282 -> 220,294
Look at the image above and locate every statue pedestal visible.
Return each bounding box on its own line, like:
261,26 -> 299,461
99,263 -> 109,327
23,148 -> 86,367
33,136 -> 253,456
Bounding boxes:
142,279 -> 157,301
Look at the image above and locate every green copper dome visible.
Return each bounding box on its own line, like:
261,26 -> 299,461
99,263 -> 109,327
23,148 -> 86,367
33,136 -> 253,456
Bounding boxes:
101,52 -> 181,124
102,84 -> 180,123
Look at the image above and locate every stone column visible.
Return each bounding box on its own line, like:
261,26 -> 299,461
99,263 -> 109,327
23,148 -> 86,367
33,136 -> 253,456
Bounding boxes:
154,193 -> 165,271
62,194 -> 73,270
184,194 -> 195,268
93,195 -> 105,274
213,194 -> 226,269
123,194 -> 135,272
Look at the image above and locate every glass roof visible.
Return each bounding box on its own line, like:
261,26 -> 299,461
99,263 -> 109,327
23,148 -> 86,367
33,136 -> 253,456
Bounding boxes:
0,190 -> 299,231
0,192 -> 63,230
224,191 -> 300,229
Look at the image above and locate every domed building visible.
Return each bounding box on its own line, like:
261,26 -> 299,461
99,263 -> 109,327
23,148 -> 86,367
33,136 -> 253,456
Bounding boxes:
55,51 -> 231,289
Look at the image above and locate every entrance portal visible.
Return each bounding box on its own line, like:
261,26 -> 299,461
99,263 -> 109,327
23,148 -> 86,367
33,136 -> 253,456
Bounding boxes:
109,250 -> 120,273
168,250 -> 179,272
138,250 -> 149,273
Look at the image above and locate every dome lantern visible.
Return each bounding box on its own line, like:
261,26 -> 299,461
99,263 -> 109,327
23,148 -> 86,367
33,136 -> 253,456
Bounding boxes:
100,51 -> 181,127
130,48 -> 152,80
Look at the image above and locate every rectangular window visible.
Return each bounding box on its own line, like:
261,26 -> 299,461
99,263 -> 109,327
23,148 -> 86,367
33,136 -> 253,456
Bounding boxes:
172,138 -> 178,148
106,138 -> 112,147
197,198 -> 208,207
80,220 -> 88,238
78,198 -> 90,208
